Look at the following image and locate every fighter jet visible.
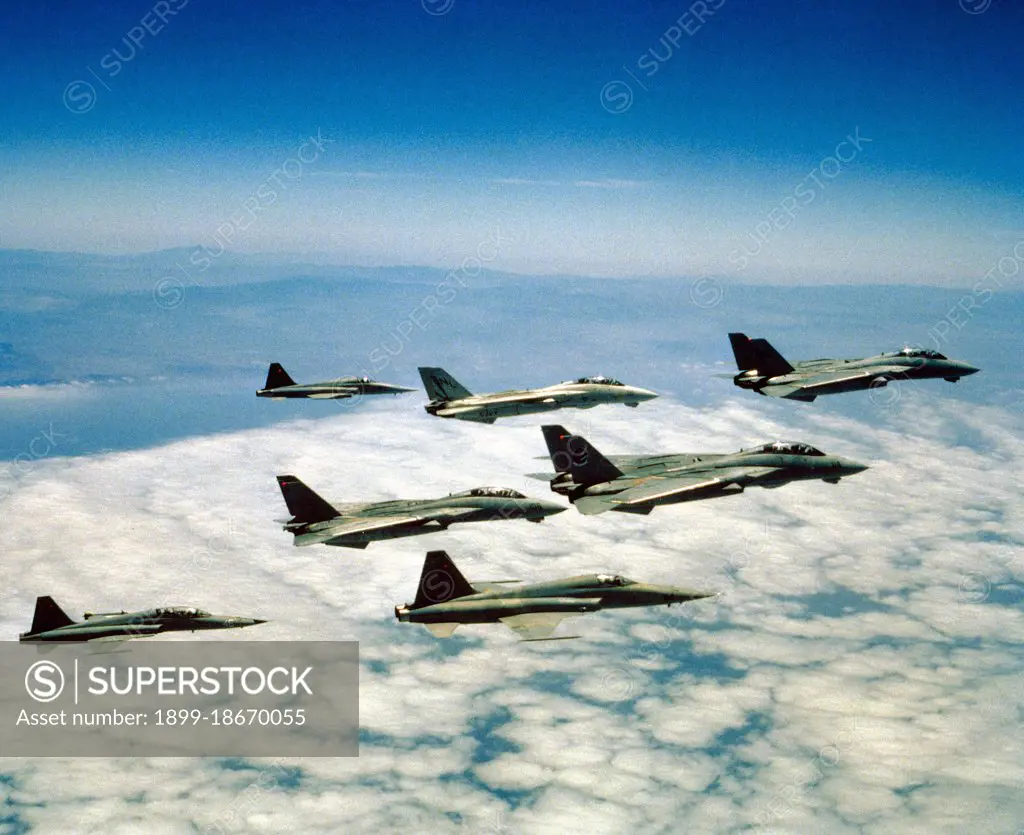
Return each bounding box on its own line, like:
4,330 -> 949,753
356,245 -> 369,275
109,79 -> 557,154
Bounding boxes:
418,367 -> 657,424
396,550 -> 716,640
257,363 -> 415,400
19,597 -> 266,642
276,475 -> 566,549
533,425 -> 868,515
726,333 -> 980,402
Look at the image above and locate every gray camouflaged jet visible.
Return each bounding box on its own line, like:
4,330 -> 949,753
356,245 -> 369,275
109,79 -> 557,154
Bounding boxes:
418,367 -> 657,424
19,597 -> 266,642
257,363 -> 415,400
395,550 -> 716,640
276,475 -> 566,549
727,333 -> 980,402
533,425 -> 868,515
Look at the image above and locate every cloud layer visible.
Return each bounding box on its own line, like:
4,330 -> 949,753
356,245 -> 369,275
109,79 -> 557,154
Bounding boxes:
1,395 -> 1022,833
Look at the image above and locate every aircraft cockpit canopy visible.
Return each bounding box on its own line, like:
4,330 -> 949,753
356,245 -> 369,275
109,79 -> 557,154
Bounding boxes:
576,375 -> 623,386
595,573 -> 632,586
155,607 -> 210,618
749,441 -> 825,456
895,347 -> 947,360
462,487 -> 527,499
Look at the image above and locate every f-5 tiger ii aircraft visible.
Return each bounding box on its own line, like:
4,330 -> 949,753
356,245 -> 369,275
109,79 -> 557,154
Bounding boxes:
276,475 -> 566,549
396,550 -> 716,641
19,597 -> 266,642
532,425 -> 868,515
727,333 -> 980,402
418,366 -> 657,424
257,363 -> 415,400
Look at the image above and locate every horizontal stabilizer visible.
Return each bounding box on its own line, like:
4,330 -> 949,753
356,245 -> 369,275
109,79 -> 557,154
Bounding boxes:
609,504 -> 654,515
573,496 -> 616,515
762,386 -> 817,402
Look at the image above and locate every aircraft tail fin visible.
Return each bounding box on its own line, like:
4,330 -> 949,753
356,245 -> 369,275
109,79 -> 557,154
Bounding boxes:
541,425 -> 623,485
264,363 -> 297,390
728,333 -> 794,376
418,367 -> 473,402
30,596 -> 75,634
275,475 -> 339,524
412,550 -> 477,609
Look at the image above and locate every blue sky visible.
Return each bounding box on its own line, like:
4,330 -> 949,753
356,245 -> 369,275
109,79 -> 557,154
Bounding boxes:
2,0 -> 1022,280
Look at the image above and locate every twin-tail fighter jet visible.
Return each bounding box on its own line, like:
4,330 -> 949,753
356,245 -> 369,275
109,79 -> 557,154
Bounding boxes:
395,550 -> 716,640
19,596 -> 266,642
727,333 -> 980,402
533,425 -> 868,515
418,367 -> 657,424
257,363 -> 415,400
276,475 -> 565,549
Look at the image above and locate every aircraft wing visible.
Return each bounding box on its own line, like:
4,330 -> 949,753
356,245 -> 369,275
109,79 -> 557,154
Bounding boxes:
89,625 -> 164,641
779,367 -> 907,393
292,514 -> 439,546
609,467 -> 777,508
469,393 -> 560,406
433,408 -> 497,423
306,391 -> 355,399
499,612 -> 575,640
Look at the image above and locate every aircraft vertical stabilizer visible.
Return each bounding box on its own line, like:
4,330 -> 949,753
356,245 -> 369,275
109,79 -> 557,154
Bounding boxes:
728,333 -> 794,376
412,550 -> 477,608
276,475 -> 339,523
541,425 -> 624,485
264,363 -> 297,390
30,596 -> 75,634
418,367 -> 473,402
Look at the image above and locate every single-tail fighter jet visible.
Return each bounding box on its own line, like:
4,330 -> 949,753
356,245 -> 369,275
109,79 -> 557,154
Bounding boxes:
276,475 -> 566,549
257,363 -> 415,400
19,597 -> 266,642
396,550 -> 716,640
533,425 -> 868,515
418,367 -> 657,424
726,333 -> 980,402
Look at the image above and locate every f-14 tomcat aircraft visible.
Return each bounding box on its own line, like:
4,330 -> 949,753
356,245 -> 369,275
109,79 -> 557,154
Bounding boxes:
396,550 -> 716,640
19,597 -> 266,642
534,425 -> 868,515
276,475 -> 566,549
257,363 -> 415,400
417,366 -> 657,423
727,333 -> 980,402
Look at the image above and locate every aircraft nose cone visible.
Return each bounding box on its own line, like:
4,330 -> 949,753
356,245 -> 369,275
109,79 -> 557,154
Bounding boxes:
539,500 -> 567,516
838,458 -> 869,475
631,387 -> 659,400
960,363 -> 981,376
667,587 -> 717,603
